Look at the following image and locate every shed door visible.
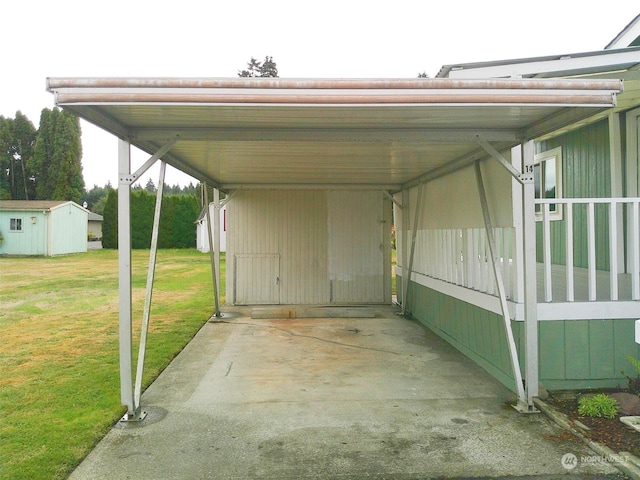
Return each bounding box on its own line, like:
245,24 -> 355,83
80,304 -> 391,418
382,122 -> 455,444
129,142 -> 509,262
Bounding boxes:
328,191 -> 384,303
234,254 -> 280,305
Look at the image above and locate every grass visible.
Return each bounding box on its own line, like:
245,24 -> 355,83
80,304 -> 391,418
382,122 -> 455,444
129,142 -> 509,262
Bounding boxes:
0,249 -> 223,480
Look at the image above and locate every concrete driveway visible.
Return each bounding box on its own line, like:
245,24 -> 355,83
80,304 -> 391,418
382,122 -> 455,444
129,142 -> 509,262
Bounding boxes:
69,306 -> 622,479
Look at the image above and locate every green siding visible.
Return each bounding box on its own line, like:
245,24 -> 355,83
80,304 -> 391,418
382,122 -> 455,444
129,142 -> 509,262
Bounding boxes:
536,119 -> 611,270
402,276 -> 640,392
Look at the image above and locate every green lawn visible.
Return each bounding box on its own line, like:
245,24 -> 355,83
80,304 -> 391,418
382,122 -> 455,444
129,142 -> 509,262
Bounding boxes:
0,249 -> 223,480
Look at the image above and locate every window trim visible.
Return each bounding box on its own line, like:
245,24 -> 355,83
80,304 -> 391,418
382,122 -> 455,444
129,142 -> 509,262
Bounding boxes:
534,146 -> 563,221
9,217 -> 23,232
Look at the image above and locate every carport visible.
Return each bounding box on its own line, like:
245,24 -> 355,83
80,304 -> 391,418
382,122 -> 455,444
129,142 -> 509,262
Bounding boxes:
47,77 -> 622,420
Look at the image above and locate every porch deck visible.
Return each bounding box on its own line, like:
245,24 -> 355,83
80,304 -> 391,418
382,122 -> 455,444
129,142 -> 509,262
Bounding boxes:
538,263 -> 635,303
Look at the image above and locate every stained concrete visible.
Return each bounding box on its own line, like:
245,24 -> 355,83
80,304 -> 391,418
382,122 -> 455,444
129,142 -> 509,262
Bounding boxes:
69,306 -> 624,479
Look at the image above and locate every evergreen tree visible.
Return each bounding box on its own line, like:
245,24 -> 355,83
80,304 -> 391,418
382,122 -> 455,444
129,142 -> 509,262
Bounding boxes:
0,112 -> 37,200
238,56 -> 278,78
31,108 -> 84,202
102,188 -> 118,248
144,178 -> 156,193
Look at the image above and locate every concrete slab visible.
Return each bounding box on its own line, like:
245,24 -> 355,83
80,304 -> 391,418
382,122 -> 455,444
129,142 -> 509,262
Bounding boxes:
69,307 -> 624,479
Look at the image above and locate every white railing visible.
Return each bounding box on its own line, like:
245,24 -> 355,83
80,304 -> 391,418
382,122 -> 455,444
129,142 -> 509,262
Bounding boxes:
410,227 -> 519,301
537,198 -> 640,302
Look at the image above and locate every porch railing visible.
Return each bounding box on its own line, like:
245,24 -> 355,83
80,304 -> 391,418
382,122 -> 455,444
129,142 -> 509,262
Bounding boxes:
537,197 -> 640,302
410,227 -> 519,301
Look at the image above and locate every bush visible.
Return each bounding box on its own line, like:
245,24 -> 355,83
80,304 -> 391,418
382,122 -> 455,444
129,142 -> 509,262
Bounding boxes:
578,393 -> 619,419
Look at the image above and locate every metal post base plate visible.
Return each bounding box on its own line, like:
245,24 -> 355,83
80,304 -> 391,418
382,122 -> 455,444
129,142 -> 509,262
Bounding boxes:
120,410 -> 148,422
512,401 -> 540,414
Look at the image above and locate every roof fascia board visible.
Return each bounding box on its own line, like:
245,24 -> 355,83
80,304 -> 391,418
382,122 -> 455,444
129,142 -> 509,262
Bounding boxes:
48,77 -> 622,106
131,127 -> 518,143
442,49 -> 640,79
605,15 -> 640,49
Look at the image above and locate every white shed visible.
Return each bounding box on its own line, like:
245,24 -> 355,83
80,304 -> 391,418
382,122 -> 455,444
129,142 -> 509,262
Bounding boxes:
195,203 -> 226,253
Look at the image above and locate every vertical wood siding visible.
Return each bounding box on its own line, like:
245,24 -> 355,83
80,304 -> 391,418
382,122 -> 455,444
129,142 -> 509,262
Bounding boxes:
328,191 -> 385,303
228,189 -> 389,305
537,120 -> 611,270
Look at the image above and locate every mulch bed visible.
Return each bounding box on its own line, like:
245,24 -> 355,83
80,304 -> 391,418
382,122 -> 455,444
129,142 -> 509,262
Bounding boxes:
548,395 -> 640,457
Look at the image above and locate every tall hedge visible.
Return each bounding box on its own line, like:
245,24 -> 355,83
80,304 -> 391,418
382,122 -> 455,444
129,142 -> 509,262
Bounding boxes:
101,189 -> 199,249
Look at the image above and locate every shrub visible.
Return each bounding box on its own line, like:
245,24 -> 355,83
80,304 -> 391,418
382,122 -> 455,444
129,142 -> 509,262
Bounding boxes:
577,393 -> 619,419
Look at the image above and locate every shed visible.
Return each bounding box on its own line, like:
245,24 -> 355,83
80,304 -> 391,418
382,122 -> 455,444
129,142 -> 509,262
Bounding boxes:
195,203 -> 226,253
87,211 -> 103,242
0,200 -> 88,256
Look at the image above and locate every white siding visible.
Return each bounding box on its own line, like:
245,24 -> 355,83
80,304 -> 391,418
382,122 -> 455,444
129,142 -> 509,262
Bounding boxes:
328,191 -> 385,303
228,189 -> 390,305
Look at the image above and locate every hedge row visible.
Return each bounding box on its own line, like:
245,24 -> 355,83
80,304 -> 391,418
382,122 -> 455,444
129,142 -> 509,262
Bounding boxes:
102,189 -> 200,249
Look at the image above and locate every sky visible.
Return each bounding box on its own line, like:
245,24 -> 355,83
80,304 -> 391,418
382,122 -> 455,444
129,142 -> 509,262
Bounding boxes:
2,1 -> 638,190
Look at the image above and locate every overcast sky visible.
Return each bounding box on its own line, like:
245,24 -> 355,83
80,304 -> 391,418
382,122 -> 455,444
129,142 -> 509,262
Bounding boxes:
2,1 -> 638,189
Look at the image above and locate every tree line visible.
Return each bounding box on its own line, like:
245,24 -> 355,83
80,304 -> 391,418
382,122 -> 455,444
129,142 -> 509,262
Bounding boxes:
102,189 -> 200,249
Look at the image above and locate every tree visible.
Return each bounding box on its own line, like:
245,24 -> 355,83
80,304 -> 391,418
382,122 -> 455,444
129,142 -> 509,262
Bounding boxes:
144,178 -> 156,193
418,72 -> 429,78
0,112 -> 37,200
31,108 -> 84,203
102,188 -> 118,248
238,56 -> 278,78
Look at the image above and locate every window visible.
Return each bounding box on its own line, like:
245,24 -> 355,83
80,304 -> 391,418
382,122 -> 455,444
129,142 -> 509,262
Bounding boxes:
10,218 -> 23,231
534,147 -> 562,221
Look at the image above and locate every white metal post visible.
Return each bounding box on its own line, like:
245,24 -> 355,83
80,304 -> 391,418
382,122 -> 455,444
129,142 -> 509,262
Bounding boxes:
521,140 -> 539,408
118,139 -> 135,417
204,184 -> 221,317
403,182 -> 424,315
214,188 -> 221,308
400,189 -> 410,313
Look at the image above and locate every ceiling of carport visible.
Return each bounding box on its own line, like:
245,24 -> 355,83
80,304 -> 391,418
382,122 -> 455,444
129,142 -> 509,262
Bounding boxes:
46,78 -> 623,191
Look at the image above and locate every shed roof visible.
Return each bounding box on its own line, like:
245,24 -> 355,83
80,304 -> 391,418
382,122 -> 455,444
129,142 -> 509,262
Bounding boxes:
47,77 -> 622,191
0,200 -> 81,212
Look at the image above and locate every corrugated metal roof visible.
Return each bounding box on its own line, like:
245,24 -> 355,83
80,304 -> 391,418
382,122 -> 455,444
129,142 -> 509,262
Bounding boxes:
46,77 -> 623,190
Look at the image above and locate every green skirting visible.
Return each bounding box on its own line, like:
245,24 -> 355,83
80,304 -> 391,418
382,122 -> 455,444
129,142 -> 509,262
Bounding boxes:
399,275 -> 640,392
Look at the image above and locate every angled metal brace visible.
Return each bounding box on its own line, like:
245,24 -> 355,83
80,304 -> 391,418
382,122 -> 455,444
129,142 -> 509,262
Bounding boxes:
476,138 -> 530,185
401,182 -> 424,316
382,189 -> 402,209
131,161 -> 168,418
219,189 -> 239,209
474,161 -> 528,408
120,138 -> 177,185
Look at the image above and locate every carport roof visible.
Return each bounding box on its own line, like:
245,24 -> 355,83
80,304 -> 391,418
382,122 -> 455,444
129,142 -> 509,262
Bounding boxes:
46,77 -> 622,191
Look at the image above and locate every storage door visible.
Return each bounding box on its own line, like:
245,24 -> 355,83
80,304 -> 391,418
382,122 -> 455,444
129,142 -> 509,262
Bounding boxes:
328,191 -> 385,303
234,254 -> 280,305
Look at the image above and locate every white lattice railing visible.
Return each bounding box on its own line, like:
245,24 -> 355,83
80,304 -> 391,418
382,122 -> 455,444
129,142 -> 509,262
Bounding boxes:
537,197 -> 640,302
